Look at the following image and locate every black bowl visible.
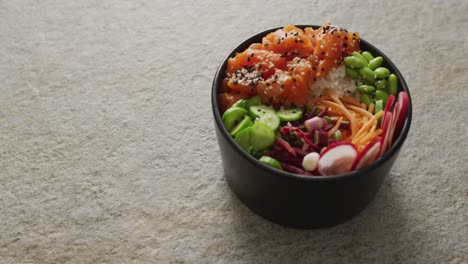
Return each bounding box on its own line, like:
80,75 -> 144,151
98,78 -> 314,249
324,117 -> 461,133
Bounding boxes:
212,25 -> 412,229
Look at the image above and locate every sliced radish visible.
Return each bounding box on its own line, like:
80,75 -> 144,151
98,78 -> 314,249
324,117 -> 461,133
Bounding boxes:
393,92 -> 409,139
381,94 -> 396,126
388,101 -> 401,147
353,136 -> 382,170
317,142 -> 358,176
384,95 -> 396,114
379,111 -> 393,156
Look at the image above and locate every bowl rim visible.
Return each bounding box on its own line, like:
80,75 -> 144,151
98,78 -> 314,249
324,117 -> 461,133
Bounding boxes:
212,24 -> 412,182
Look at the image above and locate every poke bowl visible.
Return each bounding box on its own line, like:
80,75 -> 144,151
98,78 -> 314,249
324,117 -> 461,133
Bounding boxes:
212,24 -> 412,228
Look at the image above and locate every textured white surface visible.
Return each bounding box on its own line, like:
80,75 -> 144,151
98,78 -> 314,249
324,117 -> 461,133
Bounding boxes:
1,0 -> 467,263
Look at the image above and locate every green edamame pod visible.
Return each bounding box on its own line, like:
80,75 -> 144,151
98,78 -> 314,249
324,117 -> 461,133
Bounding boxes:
375,90 -> 389,106
361,51 -> 375,62
357,84 -> 376,94
359,67 -> 376,84
352,52 -> 368,65
368,56 -> 383,70
345,67 -> 360,79
375,79 -> 387,90
388,74 -> 398,95
361,94 -> 373,107
344,56 -> 367,69
374,67 -> 390,79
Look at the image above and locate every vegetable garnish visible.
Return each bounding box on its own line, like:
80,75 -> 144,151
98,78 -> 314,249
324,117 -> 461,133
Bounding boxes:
220,23 -> 409,176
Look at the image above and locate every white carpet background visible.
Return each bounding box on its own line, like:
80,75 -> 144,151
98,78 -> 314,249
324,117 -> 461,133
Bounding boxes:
0,1 -> 467,263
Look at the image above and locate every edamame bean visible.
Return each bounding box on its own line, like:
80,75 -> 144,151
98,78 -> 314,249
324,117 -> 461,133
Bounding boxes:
352,52 -> 368,65
361,94 -> 373,107
374,67 -> 390,79
368,56 -> 383,70
357,84 -> 376,94
375,79 -> 387,90
344,56 -> 367,69
375,90 -> 389,106
388,74 -> 398,95
361,51 -> 375,62
345,67 -> 360,79
359,67 -> 375,84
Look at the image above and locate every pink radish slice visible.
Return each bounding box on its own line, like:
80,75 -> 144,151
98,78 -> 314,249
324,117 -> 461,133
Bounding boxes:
384,95 -> 396,113
382,95 -> 396,125
388,102 -> 401,147
393,92 -> 409,138
379,111 -> 393,157
317,142 -> 358,176
353,136 -> 382,170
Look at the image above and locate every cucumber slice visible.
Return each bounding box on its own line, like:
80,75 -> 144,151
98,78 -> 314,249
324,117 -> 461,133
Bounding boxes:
230,115 -> 252,137
234,126 -> 252,151
249,105 -> 275,118
222,106 -> 247,131
276,108 -> 303,122
259,156 -> 282,170
232,99 -> 248,109
256,113 -> 280,130
246,95 -> 261,107
250,122 -> 275,151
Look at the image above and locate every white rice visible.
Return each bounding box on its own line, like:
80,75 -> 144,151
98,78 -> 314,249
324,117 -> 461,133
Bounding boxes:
308,65 -> 359,100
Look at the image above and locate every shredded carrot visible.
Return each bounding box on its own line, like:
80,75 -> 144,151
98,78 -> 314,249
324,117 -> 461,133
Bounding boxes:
353,110 -> 384,142
357,129 -> 383,147
321,100 -> 357,135
362,116 -> 369,124
347,104 -> 373,119
340,96 -> 361,107
308,91 -> 384,150
368,103 -> 375,114
328,117 -> 343,137
370,122 -> 377,133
